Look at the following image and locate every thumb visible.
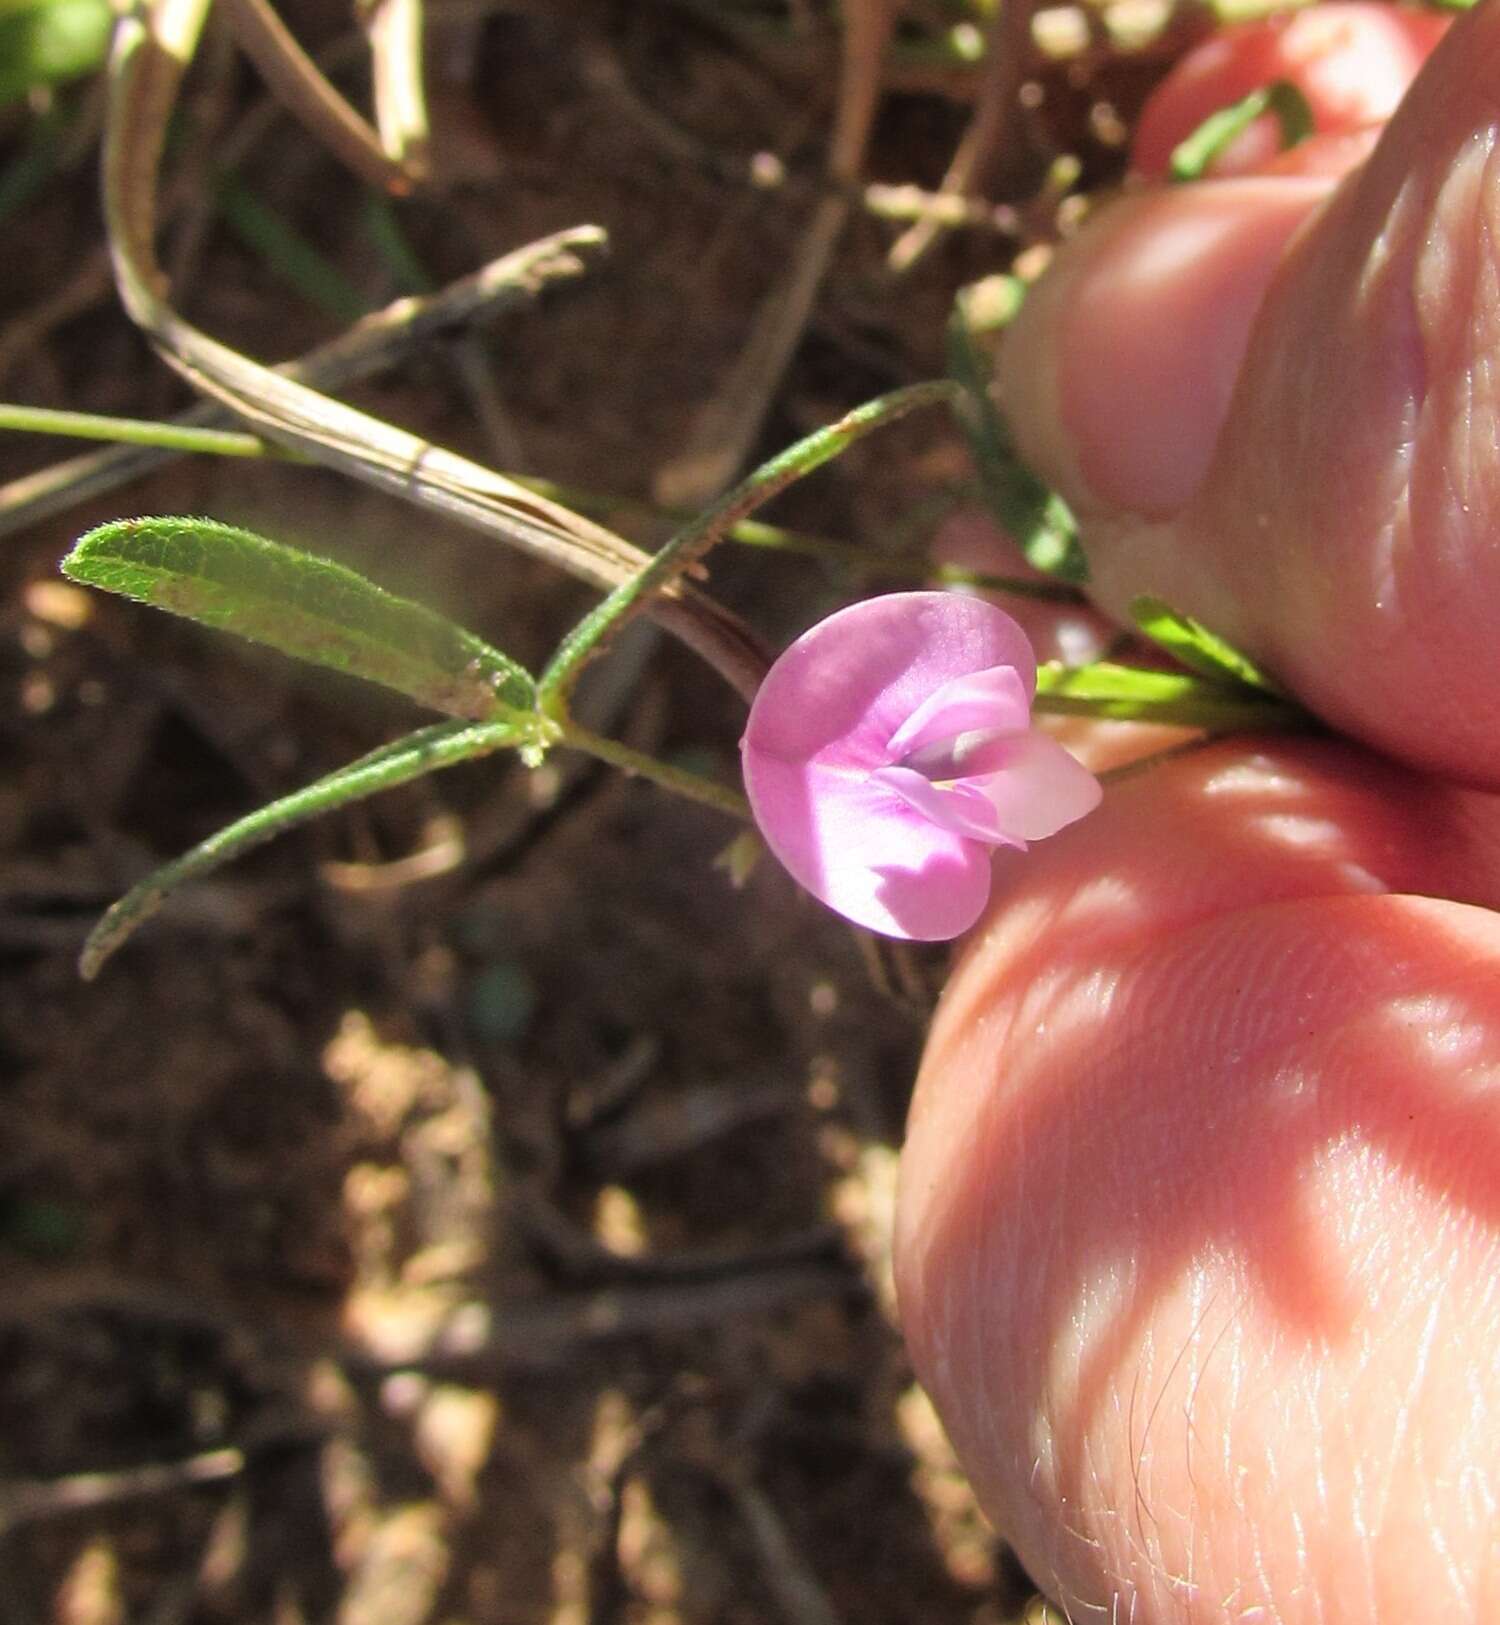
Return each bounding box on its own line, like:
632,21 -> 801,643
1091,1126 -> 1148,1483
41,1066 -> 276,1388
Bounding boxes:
995,174 -> 1338,522
1002,0 -> 1500,784
1164,0 -> 1500,784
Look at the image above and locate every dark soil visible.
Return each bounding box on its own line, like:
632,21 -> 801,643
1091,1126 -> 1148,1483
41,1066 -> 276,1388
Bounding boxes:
0,4 -> 1171,1619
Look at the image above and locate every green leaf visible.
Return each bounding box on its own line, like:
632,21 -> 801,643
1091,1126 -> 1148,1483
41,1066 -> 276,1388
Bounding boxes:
0,0 -> 110,107
63,517 -> 535,718
1169,81 -> 1315,183
946,293 -> 1088,583
1128,595 -> 1284,693
1034,660 -> 1301,730
80,717 -> 523,977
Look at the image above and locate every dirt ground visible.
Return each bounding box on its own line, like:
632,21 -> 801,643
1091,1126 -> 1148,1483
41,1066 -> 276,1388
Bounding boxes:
0,4 -> 1175,1619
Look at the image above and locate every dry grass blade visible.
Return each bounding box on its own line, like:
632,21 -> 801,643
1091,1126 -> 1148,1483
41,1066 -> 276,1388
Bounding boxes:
651,0 -> 897,509
362,0 -> 430,175
98,1 -> 770,699
0,1448 -> 246,1536
221,0 -> 420,192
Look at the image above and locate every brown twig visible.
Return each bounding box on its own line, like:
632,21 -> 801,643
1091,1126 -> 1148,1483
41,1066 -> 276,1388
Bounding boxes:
0,257 -> 115,394
353,1263 -> 862,1377
220,0 -> 420,192
515,1193 -> 845,1287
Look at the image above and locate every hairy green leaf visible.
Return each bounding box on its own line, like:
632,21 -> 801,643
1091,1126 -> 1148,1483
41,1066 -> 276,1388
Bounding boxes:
80,717 -> 522,978
63,516 -> 535,718
946,295 -> 1088,584
1169,81 -> 1315,183
1129,595 -> 1284,693
1034,660 -> 1301,730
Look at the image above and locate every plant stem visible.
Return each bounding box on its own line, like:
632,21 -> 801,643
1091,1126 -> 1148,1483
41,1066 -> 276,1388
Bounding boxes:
0,226 -> 608,540
558,721 -> 751,822
0,404 -> 271,458
81,716 -> 521,978
538,380 -> 962,713
1033,663 -> 1305,732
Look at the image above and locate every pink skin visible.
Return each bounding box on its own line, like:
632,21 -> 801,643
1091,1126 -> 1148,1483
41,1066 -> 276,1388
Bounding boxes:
1130,3 -> 1450,180
896,4 -> 1500,1620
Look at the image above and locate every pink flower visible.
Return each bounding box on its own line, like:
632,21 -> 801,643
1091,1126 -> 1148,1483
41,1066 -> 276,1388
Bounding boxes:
740,592 -> 1101,940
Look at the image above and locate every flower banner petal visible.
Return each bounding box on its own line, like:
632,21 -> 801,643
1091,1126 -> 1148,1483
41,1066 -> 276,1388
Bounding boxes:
742,593 -> 1039,775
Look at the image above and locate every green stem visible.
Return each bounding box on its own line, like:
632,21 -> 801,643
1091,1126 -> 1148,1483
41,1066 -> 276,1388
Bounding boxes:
558,721 -> 751,822
1032,693 -> 1297,730
1033,662 -> 1305,732
1169,81 -> 1313,184
506,472 -> 1079,602
215,173 -> 370,325
948,301 -> 1087,583
81,717 -> 521,978
538,380 -> 962,713
0,404 -> 272,458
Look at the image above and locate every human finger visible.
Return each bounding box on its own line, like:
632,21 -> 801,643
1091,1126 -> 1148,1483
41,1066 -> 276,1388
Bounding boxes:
1131,2 -> 1449,180
1082,2 -> 1500,782
896,737 -> 1500,1619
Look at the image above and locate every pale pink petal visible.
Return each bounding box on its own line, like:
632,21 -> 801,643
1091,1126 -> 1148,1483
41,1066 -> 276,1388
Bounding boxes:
885,665 -> 1032,763
741,593 -> 1038,776
741,753 -> 996,940
871,765 -> 1028,849
963,730 -> 1103,842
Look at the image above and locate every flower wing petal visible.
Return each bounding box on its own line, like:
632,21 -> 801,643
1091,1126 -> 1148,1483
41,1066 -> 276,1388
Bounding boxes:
741,753 -> 996,940
885,665 -> 1033,763
964,729 -> 1103,841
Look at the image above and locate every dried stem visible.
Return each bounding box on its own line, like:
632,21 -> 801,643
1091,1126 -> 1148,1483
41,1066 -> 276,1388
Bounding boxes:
220,0 -> 419,191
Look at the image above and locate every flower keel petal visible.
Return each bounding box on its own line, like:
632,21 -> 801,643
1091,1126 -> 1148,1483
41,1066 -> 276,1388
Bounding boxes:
872,766 -> 1028,848
965,729 -> 1105,841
